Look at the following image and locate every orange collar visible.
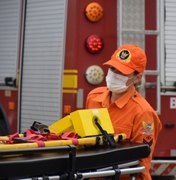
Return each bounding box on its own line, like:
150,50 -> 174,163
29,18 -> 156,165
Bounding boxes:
93,87 -> 136,108
114,87 -> 136,108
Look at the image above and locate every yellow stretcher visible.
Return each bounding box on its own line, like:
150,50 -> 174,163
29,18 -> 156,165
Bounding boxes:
0,133 -> 126,150
0,108 -> 123,150
0,108 -> 150,179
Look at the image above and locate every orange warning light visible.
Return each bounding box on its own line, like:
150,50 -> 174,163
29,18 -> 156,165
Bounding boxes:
85,2 -> 103,22
64,105 -> 71,114
8,102 -> 15,110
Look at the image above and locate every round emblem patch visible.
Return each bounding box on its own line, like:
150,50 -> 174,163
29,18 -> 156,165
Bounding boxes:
116,49 -> 131,63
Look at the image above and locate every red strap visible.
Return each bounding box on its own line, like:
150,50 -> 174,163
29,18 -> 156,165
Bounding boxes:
25,129 -> 46,141
5,133 -> 20,144
61,132 -> 79,145
2,129 -> 79,146
61,132 -> 78,139
45,133 -> 62,140
36,141 -> 45,147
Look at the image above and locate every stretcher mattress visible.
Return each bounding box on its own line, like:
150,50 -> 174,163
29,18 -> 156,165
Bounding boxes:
0,142 -> 150,179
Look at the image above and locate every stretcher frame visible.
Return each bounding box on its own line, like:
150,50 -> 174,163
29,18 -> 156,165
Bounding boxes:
0,142 -> 150,180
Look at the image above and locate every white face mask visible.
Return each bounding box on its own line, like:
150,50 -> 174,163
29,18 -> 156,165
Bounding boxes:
106,68 -> 132,93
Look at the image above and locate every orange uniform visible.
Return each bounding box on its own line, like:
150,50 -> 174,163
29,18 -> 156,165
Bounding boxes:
86,86 -> 162,180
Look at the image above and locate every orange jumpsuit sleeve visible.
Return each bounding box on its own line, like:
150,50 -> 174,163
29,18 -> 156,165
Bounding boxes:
130,110 -> 162,180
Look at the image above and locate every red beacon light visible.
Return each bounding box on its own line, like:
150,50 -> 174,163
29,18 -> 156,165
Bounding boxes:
85,34 -> 103,54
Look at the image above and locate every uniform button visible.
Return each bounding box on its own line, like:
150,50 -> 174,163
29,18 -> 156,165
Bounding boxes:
103,103 -> 107,107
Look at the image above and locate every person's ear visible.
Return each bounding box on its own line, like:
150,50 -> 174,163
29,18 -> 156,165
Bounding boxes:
134,74 -> 142,84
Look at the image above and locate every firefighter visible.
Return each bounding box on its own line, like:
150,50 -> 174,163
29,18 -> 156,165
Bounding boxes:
86,44 -> 162,180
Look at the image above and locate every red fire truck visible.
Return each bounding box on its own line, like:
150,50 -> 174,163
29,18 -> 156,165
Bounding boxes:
0,0 -> 176,178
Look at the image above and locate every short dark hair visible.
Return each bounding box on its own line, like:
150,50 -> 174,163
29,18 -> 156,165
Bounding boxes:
134,70 -> 139,75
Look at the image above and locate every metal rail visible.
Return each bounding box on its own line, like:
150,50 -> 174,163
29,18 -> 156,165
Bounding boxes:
19,165 -> 145,180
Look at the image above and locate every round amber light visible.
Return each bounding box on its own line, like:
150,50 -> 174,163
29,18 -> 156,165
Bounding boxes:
85,2 -> 103,22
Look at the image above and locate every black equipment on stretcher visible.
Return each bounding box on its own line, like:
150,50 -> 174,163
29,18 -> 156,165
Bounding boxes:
0,141 -> 150,179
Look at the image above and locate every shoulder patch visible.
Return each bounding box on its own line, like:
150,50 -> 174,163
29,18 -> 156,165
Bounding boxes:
142,121 -> 154,135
